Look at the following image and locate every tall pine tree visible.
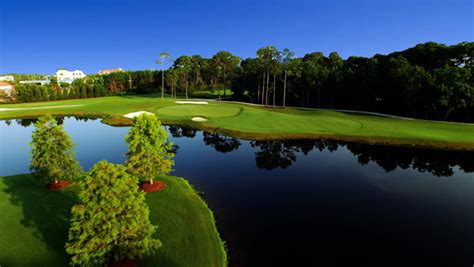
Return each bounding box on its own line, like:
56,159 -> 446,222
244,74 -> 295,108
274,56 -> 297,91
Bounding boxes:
66,161 -> 161,266
125,113 -> 174,184
30,115 -> 81,185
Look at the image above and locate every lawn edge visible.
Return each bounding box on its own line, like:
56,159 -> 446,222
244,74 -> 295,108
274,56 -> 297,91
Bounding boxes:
170,176 -> 228,267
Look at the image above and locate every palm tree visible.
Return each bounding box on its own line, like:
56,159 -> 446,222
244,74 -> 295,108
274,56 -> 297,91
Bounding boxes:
156,52 -> 171,100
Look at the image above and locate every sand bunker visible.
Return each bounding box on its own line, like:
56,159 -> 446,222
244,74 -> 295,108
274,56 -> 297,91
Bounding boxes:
123,111 -> 154,118
191,116 -> 208,122
176,101 -> 209,105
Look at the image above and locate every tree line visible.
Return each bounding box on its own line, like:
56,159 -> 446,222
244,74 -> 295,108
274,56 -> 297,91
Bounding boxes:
7,41 -> 473,122
232,42 -> 473,122
13,76 -> 108,102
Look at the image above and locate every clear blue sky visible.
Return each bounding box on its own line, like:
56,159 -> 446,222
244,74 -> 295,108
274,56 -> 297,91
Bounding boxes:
1,0 -> 472,74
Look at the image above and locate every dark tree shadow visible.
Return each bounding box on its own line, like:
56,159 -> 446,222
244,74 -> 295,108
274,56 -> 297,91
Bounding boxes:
3,174 -> 78,262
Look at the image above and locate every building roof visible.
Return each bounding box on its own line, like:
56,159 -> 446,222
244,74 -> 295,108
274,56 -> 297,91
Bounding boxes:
0,82 -> 13,86
98,68 -> 124,74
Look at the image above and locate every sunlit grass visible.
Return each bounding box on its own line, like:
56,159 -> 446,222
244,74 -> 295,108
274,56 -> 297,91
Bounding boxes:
0,174 -> 227,267
1,94 -> 473,149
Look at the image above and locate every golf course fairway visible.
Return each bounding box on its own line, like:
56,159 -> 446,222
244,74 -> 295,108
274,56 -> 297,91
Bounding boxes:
0,95 -> 473,150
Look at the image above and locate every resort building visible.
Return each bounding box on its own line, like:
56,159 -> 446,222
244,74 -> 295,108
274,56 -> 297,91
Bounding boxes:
0,75 -> 14,82
0,82 -> 15,97
98,68 -> 125,75
55,69 -> 86,83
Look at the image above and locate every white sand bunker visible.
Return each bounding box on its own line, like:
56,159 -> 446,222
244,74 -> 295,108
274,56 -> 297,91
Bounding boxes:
123,111 -> 154,118
176,101 -> 208,105
191,116 -> 208,122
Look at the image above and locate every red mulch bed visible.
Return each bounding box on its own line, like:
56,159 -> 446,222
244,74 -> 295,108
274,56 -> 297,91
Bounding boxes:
108,257 -> 138,267
140,181 -> 166,193
49,180 -> 71,191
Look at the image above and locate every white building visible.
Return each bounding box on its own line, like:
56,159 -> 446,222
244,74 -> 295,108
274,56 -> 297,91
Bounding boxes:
0,82 -> 15,97
0,75 -> 14,82
55,69 -> 86,83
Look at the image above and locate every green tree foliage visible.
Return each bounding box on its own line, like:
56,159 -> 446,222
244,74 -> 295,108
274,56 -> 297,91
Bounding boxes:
234,42 -> 473,122
50,76 -> 59,86
30,115 -> 81,185
166,68 -> 179,98
190,55 -> 204,89
279,48 -> 296,108
211,51 -> 241,99
257,46 -> 279,105
65,161 -> 161,266
125,114 -> 174,184
16,84 -> 34,102
173,55 -> 193,99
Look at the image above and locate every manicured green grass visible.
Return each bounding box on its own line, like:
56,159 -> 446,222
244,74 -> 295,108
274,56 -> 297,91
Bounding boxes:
157,104 -> 241,118
0,174 -> 227,267
1,95 -> 473,149
191,89 -> 233,98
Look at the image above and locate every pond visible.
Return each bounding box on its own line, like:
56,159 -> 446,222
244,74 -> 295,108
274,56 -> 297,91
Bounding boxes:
1,117 -> 473,267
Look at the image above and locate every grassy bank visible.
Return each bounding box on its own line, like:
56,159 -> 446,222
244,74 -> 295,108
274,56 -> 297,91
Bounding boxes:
0,174 -> 227,267
1,95 -> 473,150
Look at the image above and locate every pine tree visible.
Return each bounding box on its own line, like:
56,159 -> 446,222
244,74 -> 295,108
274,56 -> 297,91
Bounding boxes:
68,87 -> 75,99
65,161 -> 161,266
80,85 -> 87,98
125,114 -> 174,184
30,115 -> 81,185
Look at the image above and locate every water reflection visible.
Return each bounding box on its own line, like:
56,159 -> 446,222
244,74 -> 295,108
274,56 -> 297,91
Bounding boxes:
164,125 -> 473,177
203,132 -> 241,153
7,121 -> 474,177
345,142 -> 474,176
253,140 -> 473,176
2,118 -> 474,266
10,116 -> 100,127
250,140 -> 298,170
168,125 -> 197,138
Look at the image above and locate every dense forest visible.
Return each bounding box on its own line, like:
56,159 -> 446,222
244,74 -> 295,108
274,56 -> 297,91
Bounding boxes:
8,42 -> 473,122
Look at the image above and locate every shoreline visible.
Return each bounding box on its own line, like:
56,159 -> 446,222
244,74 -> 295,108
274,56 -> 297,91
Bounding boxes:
0,96 -> 472,151
3,112 -> 473,151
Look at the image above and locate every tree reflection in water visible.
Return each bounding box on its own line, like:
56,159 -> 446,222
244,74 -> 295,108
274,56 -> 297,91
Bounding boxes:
168,125 -> 197,138
203,132 -> 241,153
345,142 -> 474,177
9,121 -> 473,177
250,140 -> 298,170
13,116 -> 99,127
247,139 -> 473,177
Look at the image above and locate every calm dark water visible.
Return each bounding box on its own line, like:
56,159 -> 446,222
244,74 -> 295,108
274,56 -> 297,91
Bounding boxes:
1,117 -> 474,267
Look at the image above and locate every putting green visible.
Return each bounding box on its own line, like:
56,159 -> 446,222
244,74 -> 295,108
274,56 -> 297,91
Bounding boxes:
156,105 -> 241,118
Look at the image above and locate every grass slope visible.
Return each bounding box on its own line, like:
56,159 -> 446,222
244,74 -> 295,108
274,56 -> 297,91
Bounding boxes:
0,174 -> 226,267
1,95 -> 473,150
